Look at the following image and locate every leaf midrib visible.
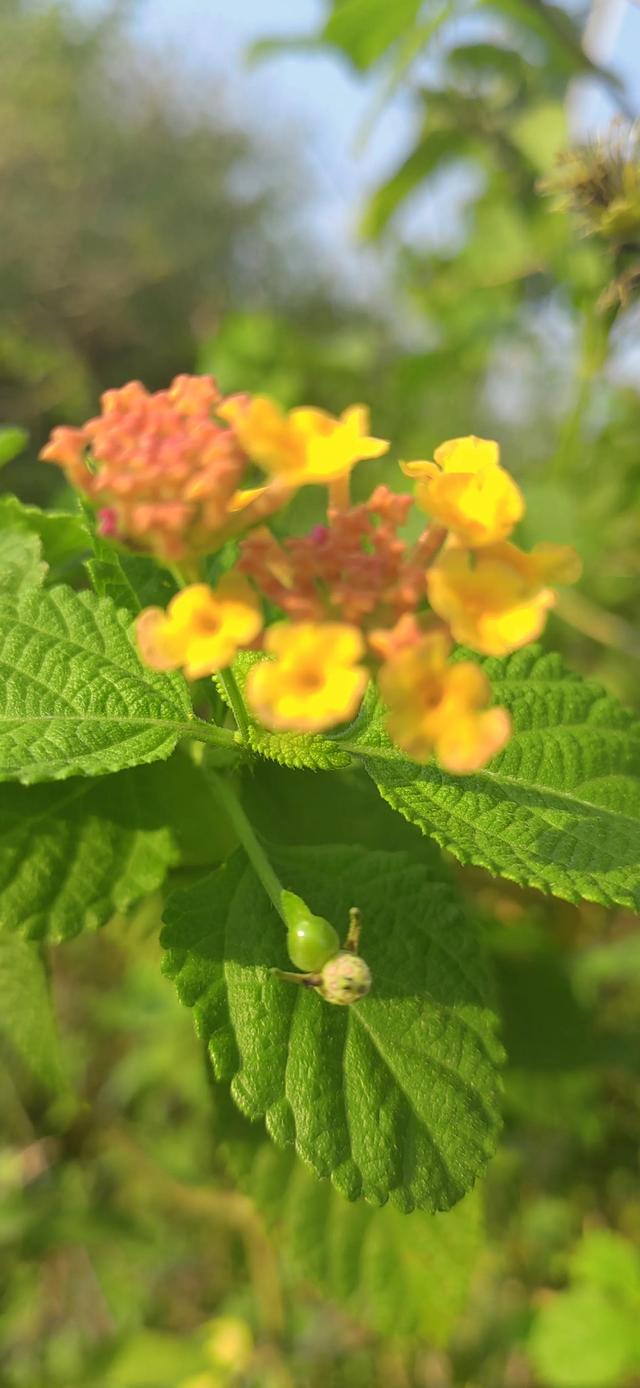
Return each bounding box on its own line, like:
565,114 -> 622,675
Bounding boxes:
443,764 -> 640,835
0,713 -> 197,729
350,739 -> 640,835
0,591 -> 193,711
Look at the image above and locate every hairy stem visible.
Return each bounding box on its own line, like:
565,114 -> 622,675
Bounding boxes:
219,667 -> 251,742
207,770 -> 286,920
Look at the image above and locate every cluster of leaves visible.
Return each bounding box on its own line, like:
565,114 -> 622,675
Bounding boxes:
0,489 -> 638,1222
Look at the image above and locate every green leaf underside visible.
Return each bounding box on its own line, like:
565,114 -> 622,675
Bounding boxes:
0,764 -> 182,941
0,935 -> 65,1091
162,843 -> 503,1212
355,647 -> 640,913
225,1125 -> 483,1342
218,651 -> 351,769
0,585 -> 195,783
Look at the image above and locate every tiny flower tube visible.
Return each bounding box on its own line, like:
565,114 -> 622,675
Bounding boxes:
378,629 -> 511,773
135,573 -> 262,679
245,620 -> 368,733
401,434 -> 524,547
368,613 -> 424,663
219,395 -> 388,487
426,541 -> 582,657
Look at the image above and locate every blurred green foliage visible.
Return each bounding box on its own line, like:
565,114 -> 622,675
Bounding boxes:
0,0 -> 310,501
1,0 -> 640,1385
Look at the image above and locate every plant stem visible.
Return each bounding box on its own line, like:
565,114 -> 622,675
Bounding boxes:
181,720 -> 240,750
219,668 -> 251,742
100,1126 -> 286,1341
207,770 -> 286,921
552,304 -> 617,481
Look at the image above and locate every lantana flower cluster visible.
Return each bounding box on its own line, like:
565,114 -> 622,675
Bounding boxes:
41,375 -> 581,774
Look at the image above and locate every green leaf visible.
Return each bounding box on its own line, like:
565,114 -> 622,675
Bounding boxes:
528,1284 -> 639,1388
446,41 -> 530,85
481,0 -> 598,77
217,652 -> 351,770
0,495 -> 88,577
570,1231 -> 640,1305
225,1123 -> 483,1342
85,539 -> 144,618
0,584 -> 195,784
0,935 -> 65,1090
361,127 -> 473,237
0,750 -> 234,941
248,34 -> 323,64
355,646 -> 640,913
241,758 -> 445,863
83,506 -> 178,616
0,526 -> 47,594
162,843 -> 503,1212
323,0 -> 424,70
511,100 -> 567,174
0,765 -> 180,941
0,426 -> 28,467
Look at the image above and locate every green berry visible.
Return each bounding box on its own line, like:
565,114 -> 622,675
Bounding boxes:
318,952 -> 372,1006
281,889 -> 340,972
287,913 -> 340,972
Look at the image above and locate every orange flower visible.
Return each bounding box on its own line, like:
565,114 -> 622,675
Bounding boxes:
246,621 -> 367,732
379,630 -> 511,772
219,395 -> 388,488
39,425 -> 89,488
136,574 -> 262,679
427,541 -> 581,656
368,613 -> 424,663
402,434 -> 524,547
40,375 -> 248,561
239,487 -> 425,628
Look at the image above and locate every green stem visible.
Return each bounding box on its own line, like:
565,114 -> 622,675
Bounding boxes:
181,720 -> 240,750
327,739 -> 398,762
219,668 -> 251,743
552,303 -> 618,481
207,770 -> 286,921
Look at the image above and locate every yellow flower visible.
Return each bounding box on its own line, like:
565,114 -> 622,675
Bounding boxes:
136,574 -> 262,679
204,1316 -> 253,1371
427,541 -> 581,656
246,621 -> 367,732
401,434 -> 524,547
220,395 -> 388,487
379,630 -> 511,772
